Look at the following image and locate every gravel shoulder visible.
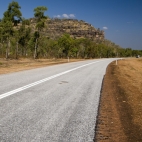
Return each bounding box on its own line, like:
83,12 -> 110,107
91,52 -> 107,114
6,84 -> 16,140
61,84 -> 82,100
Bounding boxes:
95,58 -> 142,142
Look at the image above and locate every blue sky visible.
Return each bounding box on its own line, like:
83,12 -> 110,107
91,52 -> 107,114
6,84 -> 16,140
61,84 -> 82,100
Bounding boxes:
0,0 -> 142,50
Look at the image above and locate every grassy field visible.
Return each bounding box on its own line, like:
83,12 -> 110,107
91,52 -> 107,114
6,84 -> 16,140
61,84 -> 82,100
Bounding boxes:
95,58 -> 142,142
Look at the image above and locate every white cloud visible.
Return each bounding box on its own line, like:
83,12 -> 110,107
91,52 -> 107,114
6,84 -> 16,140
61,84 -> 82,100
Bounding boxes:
62,14 -> 76,18
56,15 -> 61,18
62,14 -> 69,18
103,27 -> 108,30
54,15 -> 61,18
69,14 -> 75,18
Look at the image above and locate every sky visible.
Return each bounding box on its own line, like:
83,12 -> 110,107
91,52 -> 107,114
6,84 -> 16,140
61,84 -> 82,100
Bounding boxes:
0,0 -> 142,50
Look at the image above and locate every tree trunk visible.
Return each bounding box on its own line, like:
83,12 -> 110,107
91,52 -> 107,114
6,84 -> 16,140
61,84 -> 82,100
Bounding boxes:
2,44 -> 4,57
6,38 -> 9,59
34,38 -> 38,59
15,41 -> 18,59
24,46 -> 27,57
6,46 -> 8,59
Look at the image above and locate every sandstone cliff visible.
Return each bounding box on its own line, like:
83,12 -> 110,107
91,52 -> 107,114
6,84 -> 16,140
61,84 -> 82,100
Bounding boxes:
30,18 -> 104,41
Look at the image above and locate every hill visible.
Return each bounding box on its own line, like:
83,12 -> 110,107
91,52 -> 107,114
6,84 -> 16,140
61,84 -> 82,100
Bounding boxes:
29,18 -> 104,41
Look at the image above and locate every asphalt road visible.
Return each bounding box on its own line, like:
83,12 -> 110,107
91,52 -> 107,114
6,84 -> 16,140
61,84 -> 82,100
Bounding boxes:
0,58 -> 117,142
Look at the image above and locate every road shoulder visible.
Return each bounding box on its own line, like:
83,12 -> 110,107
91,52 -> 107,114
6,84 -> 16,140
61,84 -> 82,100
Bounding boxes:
95,58 -> 142,142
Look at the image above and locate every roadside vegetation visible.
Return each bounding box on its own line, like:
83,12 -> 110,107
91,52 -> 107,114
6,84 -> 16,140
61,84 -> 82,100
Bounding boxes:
0,58 -> 86,74
0,1 -> 142,60
95,58 -> 142,142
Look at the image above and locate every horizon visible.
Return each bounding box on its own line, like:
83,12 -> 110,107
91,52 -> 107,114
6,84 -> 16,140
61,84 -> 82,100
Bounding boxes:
0,0 -> 142,50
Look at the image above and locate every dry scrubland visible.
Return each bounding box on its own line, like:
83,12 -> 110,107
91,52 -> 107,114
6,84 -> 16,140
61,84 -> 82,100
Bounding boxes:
95,58 -> 142,142
0,58 -> 85,74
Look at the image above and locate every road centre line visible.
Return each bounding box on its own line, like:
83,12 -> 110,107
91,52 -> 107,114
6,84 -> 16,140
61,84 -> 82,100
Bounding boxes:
0,60 -> 105,100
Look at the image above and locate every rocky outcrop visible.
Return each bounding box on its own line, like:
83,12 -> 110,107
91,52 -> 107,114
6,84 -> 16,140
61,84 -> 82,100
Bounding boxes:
30,18 -> 104,41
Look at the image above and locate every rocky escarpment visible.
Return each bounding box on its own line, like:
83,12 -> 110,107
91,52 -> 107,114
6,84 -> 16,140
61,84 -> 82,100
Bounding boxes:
30,18 -> 104,41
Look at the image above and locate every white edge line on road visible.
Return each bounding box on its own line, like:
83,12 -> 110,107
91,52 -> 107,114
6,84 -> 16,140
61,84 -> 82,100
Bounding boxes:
0,60 -> 106,100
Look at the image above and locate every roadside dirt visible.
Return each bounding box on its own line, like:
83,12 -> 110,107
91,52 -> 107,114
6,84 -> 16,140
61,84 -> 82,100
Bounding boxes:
95,58 -> 142,142
0,58 -> 85,74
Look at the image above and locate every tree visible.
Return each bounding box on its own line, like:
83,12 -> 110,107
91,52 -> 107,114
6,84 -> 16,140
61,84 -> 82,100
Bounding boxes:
58,34 -> 73,57
0,22 -> 5,57
69,38 -> 79,58
3,1 -> 22,26
125,48 -> 132,57
1,1 -> 22,59
33,6 -> 47,59
0,19 -> 13,59
18,18 -> 31,57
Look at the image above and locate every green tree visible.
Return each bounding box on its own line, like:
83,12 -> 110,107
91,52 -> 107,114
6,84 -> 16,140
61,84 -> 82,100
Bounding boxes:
18,18 -> 31,57
0,20 -> 13,59
33,6 -> 47,59
3,1 -> 22,26
125,48 -> 132,57
69,38 -> 79,58
58,34 -> 73,58
1,1 -> 22,59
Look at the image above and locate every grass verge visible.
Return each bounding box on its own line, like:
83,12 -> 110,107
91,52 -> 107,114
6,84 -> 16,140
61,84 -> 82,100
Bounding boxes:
0,58 -> 85,74
95,58 -> 142,142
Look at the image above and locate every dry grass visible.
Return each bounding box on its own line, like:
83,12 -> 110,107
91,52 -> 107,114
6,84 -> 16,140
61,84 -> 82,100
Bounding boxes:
116,58 -> 142,129
0,58 -> 85,74
95,58 -> 142,142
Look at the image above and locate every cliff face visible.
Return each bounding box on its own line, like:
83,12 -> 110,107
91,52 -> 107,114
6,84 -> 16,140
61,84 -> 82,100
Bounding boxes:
30,18 -> 104,41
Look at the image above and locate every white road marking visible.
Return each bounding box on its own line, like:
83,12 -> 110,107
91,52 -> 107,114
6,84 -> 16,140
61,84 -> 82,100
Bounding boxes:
0,60 -> 104,100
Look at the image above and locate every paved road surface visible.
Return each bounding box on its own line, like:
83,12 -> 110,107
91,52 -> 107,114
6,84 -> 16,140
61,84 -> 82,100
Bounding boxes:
0,59 -> 117,142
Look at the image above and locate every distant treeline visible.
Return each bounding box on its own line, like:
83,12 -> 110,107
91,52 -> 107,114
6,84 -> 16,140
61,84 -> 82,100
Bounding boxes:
0,1 -> 141,59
